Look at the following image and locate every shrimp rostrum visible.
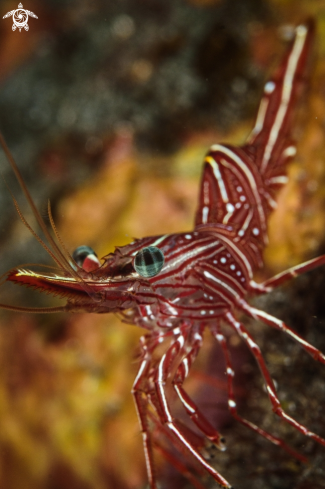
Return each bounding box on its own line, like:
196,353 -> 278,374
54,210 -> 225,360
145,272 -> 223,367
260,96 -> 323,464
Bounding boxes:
1,19 -> 324,489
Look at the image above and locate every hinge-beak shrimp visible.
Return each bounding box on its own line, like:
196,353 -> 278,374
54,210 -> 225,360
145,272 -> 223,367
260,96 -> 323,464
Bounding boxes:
0,19 -> 324,489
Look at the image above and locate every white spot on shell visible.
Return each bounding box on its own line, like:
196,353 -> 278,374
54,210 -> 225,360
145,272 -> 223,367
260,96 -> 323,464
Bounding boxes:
226,203 -> 235,213
252,228 -> 259,236
283,146 -> 296,158
239,195 -> 246,202
230,264 -> 236,270
264,81 -> 275,94
220,257 -> 227,264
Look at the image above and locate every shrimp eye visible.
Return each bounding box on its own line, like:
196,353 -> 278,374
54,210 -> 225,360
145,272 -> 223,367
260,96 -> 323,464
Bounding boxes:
134,246 -> 164,278
72,245 -> 100,272
73,245 -> 96,266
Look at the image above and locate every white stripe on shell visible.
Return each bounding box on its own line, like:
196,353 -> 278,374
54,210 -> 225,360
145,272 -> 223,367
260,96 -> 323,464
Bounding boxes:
157,364 -> 173,421
151,234 -> 169,247
162,241 -> 224,273
262,190 -> 277,209
174,385 -> 196,413
167,235 -> 214,260
130,234 -> 169,256
203,270 -> 240,301
238,207 -> 253,237
267,175 -> 289,185
208,147 -> 266,237
202,205 -> 209,224
260,25 -> 308,173
205,156 -> 229,203
133,358 -> 148,386
182,357 -> 190,378
249,96 -> 270,139
211,223 -> 254,279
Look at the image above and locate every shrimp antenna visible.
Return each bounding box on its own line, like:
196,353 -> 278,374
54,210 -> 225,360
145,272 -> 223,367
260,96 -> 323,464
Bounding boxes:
0,303 -> 69,313
0,132 -> 101,302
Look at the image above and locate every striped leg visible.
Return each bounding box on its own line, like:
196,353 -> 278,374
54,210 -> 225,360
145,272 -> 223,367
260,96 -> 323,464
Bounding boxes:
132,336 -> 158,489
240,301 -> 325,363
149,392 -> 213,469
154,332 -> 233,488
153,442 -> 207,489
225,312 -> 325,447
210,323 -> 307,462
147,410 -> 208,489
252,254 -> 325,292
172,330 -> 226,451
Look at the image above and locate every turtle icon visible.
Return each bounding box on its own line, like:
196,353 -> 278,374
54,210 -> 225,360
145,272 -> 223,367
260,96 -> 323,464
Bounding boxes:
3,3 -> 38,32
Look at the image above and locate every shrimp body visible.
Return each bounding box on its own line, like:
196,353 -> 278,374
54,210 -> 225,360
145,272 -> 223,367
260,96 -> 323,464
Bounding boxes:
1,20 -> 325,489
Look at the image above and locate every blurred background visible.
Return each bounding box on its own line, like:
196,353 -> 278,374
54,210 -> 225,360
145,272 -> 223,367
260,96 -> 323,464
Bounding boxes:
1,0 -> 325,488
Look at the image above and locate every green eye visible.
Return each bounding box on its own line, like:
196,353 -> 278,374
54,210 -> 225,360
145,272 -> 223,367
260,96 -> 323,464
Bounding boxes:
134,246 -> 165,278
